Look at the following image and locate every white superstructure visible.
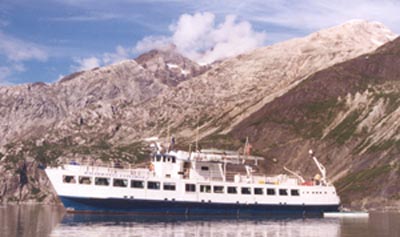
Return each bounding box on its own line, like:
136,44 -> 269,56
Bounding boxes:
46,147 -> 340,215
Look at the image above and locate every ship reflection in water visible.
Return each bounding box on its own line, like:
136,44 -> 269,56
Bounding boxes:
51,214 -> 343,237
1,205 -> 400,237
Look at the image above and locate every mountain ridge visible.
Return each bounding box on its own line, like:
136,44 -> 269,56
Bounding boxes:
0,20 -> 398,209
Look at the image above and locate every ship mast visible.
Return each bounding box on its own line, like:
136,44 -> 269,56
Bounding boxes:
309,150 -> 327,185
195,94 -> 199,152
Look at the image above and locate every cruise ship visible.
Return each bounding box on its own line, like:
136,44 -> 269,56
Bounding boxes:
45,140 -> 340,216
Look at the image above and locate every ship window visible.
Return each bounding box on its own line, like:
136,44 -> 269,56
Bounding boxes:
95,177 -> 110,186
63,175 -> 76,184
172,157 -> 176,163
227,187 -> 237,194
201,166 -> 209,171
79,176 -> 92,185
254,188 -> 263,195
148,181 -> 160,190
113,178 -> 128,188
213,186 -> 224,194
241,187 -> 251,195
279,189 -> 288,196
156,155 -> 161,162
291,189 -> 300,196
185,184 -> 196,192
163,182 -> 176,191
267,188 -> 276,195
162,156 -> 166,162
131,180 -> 145,189
200,185 -> 211,193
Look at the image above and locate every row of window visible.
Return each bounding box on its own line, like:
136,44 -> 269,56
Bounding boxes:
63,175 -> 301,196
153,155 -> 176,163
197,185 -> 299,196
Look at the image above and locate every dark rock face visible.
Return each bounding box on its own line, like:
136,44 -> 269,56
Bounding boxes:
230,37 -> 400,210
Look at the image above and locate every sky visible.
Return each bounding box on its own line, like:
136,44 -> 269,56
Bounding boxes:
1,0 -> 400,85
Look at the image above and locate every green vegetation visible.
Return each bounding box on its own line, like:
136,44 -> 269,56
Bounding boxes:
373,91 -> 400,114
367,139 -> 400,153
31,187 -> 40,195
93,139 -> 112,150
114,141 -> 149,163
199,134 -> 243,151
7,196 -> 18,202
27,141 -> 63,166
326,110 -> 361,144
2,135 -> 152,169
300,99 -> 341,138
335,165 -> 392,203
36,194 -> 47,202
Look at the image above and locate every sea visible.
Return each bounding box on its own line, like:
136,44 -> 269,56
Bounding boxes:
0,205 -> 399,237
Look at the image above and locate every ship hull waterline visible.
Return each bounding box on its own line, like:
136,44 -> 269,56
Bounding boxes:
60,196 -> 339,217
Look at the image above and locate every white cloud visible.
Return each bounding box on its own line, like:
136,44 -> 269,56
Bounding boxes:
48,12 -> 121,22
0,64 -> 27,86
134,12 -> 267,64
72,57 -> 100,71
210,0 -> 400,35
0,31 -> 48,62
0,29 -> 48,84
103,45 -> 129,64
71,45 -> 131,72
134,36 -> 171,54
0,66 -> 12,83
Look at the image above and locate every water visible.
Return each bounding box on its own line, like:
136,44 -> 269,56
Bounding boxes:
0,205 -> 399,237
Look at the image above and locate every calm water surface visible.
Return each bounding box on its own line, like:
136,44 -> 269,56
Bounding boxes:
0,205 -> 399,237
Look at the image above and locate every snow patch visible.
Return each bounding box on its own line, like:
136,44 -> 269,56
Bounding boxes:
166,63 -> 179,69
371,38 -> 384,46
167,63 -> 190,76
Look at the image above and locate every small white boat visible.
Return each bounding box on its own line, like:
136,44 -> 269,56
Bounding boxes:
323,212 -> 369,218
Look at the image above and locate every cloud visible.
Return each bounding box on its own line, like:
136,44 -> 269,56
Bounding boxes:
134,12 -> 267,64
0,64 -> 25,86
103,45 -> 129,64
0,66 -> 12,82
71,45 -> 130,72
0,19 -> 8,27
72,57 -> 100,71
134,36 -> 171,54
47,12 -> 122,22
211,0 -> 400,35
0,31 -> 48,62
0,29 -> 48,84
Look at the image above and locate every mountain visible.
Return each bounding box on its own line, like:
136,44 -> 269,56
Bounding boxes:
125,20 -> 397,141
0,20 -> 398,208
228,37 -> 400,210
135,45 -> 209,86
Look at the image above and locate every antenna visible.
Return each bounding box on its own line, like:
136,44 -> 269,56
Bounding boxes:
309,149 -> 327,185
284,166 -> 305,183
244,137 -> 249,156
167,124 -> 170,142
195,94 -> 199,152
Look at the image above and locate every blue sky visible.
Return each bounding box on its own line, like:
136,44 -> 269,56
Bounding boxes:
1,0 -> 400,85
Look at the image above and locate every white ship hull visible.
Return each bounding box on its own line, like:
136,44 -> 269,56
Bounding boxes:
46,161 -> 340,216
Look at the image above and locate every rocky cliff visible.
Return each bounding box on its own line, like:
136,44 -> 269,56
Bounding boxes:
228,36 -> 400,210
0,20 -> 398,208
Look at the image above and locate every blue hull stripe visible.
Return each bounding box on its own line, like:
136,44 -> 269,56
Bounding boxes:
60,196 -> 339,216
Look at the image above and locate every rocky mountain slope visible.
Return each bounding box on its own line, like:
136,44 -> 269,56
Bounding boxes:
135,45 -> 209,86
0,20 -> 398,208
122,20 -> 397,142
228,36 -> 400,210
